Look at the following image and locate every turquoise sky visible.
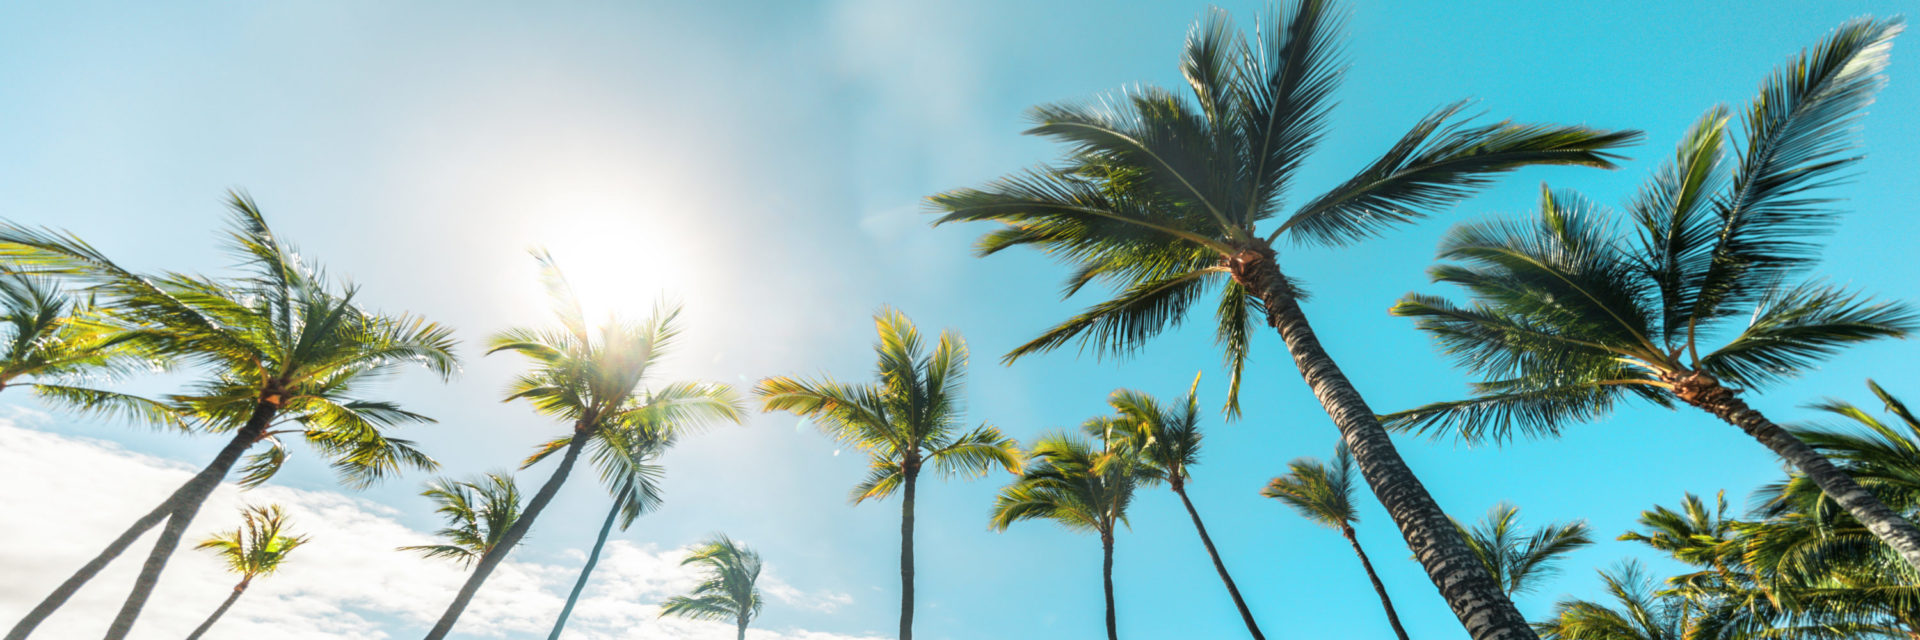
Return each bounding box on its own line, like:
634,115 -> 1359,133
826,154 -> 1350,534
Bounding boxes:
3,1 -> 1918,639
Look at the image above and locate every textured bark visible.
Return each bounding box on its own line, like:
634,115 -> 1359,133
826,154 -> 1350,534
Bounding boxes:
1170,483 -> 1264,640
183,578 -> 250,640
548,498 -> 622,640
1228,248 -> 1538,640
424,425 -> 590,640
5,493 -> 176,639
1343,525 -> 1412,640
1100,530 -> 1117,640
898,463 -> 918,640
103,401 -> 276,640
1668,371 -> 1920,571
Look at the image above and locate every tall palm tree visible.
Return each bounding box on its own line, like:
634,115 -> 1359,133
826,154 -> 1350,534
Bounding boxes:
927,4 -> 1637,636
1456,503 -> 1593,598
755,308 -> 1020,640
183,504 -> 309,640
1382,19 -> 1920,572
1,193 -> 459,640
1102,376 -> 1264,638
1263,445 -> 1410,640
1536,562 -> 1695,640
659,534 -> 764,640
399,473 -> 526,568
0,273 -> 176,426
990,430 -> 1150,640
422,253 -> 743,640
542,425 -> 677,639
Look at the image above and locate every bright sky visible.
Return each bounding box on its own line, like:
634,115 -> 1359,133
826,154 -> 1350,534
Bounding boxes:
3,1 -> 1918,639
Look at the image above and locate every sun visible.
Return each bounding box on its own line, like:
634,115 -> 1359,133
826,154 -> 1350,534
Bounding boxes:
516,194 -> 720,327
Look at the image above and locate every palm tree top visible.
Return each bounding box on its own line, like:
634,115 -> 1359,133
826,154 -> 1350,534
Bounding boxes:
1261,444 -> 1356,530
989,431 -> 1146,534
400,473 -> 525,569
1455,503 -> 1593,597
195,504 -> 309,579
659,534 -> 765,625
1102,373 -> 1206,485
925,2 -> 1639,414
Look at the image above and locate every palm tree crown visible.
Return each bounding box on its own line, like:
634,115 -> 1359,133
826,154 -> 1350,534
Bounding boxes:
1455,503 -> 1593,598
1262,445 -> 1357,529
401,473 -> 525,569
0,273 -> 176,427
1536,561 -> 1693,640
195,504 -> 309,581
659,534 -> 764,637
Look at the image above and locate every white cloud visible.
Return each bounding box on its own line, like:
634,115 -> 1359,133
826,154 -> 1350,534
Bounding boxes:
0,422 -> 882,640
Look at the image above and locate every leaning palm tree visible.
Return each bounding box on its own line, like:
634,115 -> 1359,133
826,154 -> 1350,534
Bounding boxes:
183,504 -> 309,640
543,424 -> 676,639
1,193 -> 459,640
755,308 -> 1020,640
0,273 -> 176,426
1103,377 -> 1264,638
399,473 -> 525,568
1456,503 -> 1593,598
1263,445 -> 1410,640
990,430 -> 1150,640
927,3 -> 1637,636
1383,19 -> 1920,571
1535,562 -> 1695,640
421,253 -> 743,640
659,535 -> 764,640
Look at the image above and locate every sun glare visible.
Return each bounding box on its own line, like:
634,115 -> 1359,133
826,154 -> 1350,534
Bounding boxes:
520,196 -> 720,327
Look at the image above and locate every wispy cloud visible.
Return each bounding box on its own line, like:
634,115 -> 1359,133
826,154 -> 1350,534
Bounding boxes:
0,422 -> 881,640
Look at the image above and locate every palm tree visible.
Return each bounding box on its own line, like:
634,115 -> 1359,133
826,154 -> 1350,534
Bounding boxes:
1263,445 -> 1410,640
659,535 -> 764,640
0,273 -> 176,426
755,308 -> 1020,640
1102,376 -> 1264,638
421,253 -> 743,640
990,430 -> 1151,640
399,473 -> 526,568
1536,562 -> 1695,640
542,425 -> 676,639
183,504 -> 309,640
927,3 -> 1637,636
1382,19 -> 1920,572
1,193 -> 459,640
1456,503 -> 1593,598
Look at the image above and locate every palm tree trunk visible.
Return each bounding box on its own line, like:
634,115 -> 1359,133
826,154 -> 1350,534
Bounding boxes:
1230,249 -> 1536,640
424,426 -> 589,640
103,401 -> 276,640
1671,372 -> 1920,571
1170,484 -> 1264,640
1100,529 -> 1117,640
183,578 -> 250,640
1342,525 -> 1411,640
5,496 -> 176,639
736,615 -> 748,640
898,467 -> 917,640
547,497 -> 622,640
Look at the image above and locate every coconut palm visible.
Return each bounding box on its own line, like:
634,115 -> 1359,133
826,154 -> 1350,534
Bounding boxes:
927,3 -> 1637,635
1102,376 -> 1264,638
1383,19 -> 1920,572
755,308 -> 1020,640
542,425 -> 676,639
183,504 -> 309,640
0,273 -> 176,426
1790,380 -> 1920,506
1456,503 -> 1593,598
421,253 -> 743,640
399,473 -> 525,568
1536,562 -> 1695,640
1263,445 -> 1410,640
990,430 -> 1151,640
1,193 -> 458,640
659,535 -> 764,640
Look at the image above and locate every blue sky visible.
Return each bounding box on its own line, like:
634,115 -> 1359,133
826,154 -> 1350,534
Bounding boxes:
2,1 -> 1918,639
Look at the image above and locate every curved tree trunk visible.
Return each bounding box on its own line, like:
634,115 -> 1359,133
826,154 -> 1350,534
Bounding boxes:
1170,484 -> 1264,640
898,467 -> 917,640
183,578 -> 250,640
1671,373 -> 1920,571
1229,249 -> 1537,640
103,401 -> 276,640
5,493 -> 177,639
1100,530 -> 1117,640
1343,525 -> 1412,640
548,498 -> 622,640
424,427 -> 589,640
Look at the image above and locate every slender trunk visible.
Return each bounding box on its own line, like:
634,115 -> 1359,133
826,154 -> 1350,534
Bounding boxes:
6,495 -> 177,639
736,615 -> 748,640
1228,248 -> 1536,640
423,426 -> 590,640
1170,484 -> 1264,640
547,498 -> 622,640
899,466 -> 917,640
102,402 -> 276,640
1669,372 -> 1920,571
182,577 -> 250,640
1100,529 -> 1117,640
1343,525 -> 1412,640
